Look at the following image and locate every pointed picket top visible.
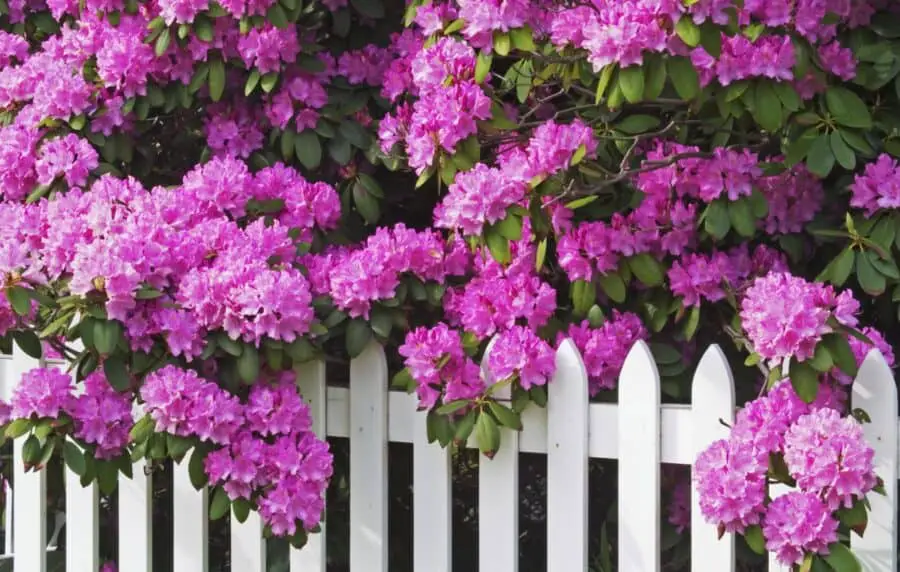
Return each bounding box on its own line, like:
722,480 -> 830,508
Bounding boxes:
617,339 -> 661,572
546,338 -> 589,572
348,340 -> 389,572
690,344 -> 736,572
851,348 -> 898,572
478,334 -> 519,572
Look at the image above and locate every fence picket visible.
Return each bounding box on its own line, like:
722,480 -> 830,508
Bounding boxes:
618,340 -> 661,571
172,460 -> 208,572
349,341 -> 388,572
412,391 -> 452,572
851,349 -> 898,572
478,339 -> 519,572
8,349 -> 48,572
118,454 -> 153,572
690,345 -> 735,572
230,512 -> 265,572
62,354 -> 99,572
546,339 -> 589,572
292,359 -> 328,572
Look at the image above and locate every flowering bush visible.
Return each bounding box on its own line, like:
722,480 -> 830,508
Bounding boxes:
0,0 -> 896,566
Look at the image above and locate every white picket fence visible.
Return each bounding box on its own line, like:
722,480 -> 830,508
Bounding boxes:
0,338 -> 896,572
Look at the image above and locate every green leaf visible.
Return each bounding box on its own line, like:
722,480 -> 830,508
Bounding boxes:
103,355 -> 130,392
806,134 -> 835,178
350,0 -> 384,18
97,460 -> 118,495
352,183 -> 380,225
535,238 -> 547,272
667,57 -> 699,100
435,400 -> 470,416
753,82 -> 783,132
728,199 -> 756,238
488,401 -> 522,430
475,410 -> 500,458
773,82 -> 800,111
823,542 -> 861,572
294,130 -> 322,170
643,56 -> 667,100
184,445 -> 208,488
494,214 -> 522,241
286,338 -> 316,363
426,410 -> 454,447
328,137 -> 352,165
260,72 -> 278,93
790,361 -> 820,403
856,251 -> 886,296
628,253 -> 665,287
63,440 -> 86,476
280,129 -> 295,162
5,285 -> 30,316
830,131 -> 856,170
22,434 -> 41,466
825,87 -> 872,129
475,52 -> 492,83
266,3 -> 289,27
618,66 -> 645,103
571,279 -> 596,317
166,434 -> 193,459
6,418 -> 31,439
493,32 -> 510,56
485,228 -> 511,264
339,120 -> 371,149
823,333 -> 857,376
675,17 -> 701,46
744,524 -> 765,554
13,330 -> 42,359
232,498 -> 252,523
208,58 -> 225,103
454,409 -> 478,443
391,368 -> 416,392
838,498 -> 868,536
598,273 -> 626,303
509,26 -> 535,52
237,344 -> 260,383
345,319 -> 373,359
595,64 -> 615,103
817,247 -> 855,286
209,487 -> 231,520
217,333 -> 243,357
154,28 -> 170,57
808,343 -> 834,372
616,114 -> 660,135
704,200 -> 731,239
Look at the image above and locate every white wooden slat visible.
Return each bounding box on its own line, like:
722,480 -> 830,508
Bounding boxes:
292,359 -> 328,572
230,512 -> 265,572
617,340 -> 661,571
852,350 -> 898,572
65,468 -> 99,571
766,482 -> 791,572
8,349 -> 47,572
349,341 -> 388,572
325,388 -> 697,462
690,345 -> 735,572
0,355 -> 14,559
412,392 -> 451,572
478,338 -> 518,572
118,456 -> 153,572
172,460 -> 208,572
546,339 -> 589,572
61,351 -> 99,572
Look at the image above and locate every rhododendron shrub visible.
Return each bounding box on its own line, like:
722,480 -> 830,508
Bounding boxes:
0,0 -> 897,566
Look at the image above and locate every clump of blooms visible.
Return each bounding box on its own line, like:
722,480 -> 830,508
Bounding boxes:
696,380 -> 878,565
142,367 -> 332,537
850,153 -> 900,215
784,408 -> 877,510
762,492 -> 839,565
694,438 -> 768,533
565,312 -> 647,395
399,323 -> 485,409
487,326 -> 556,388
11,367 -> 74,420
69,372 -> 134,459
740,272 -> 859,366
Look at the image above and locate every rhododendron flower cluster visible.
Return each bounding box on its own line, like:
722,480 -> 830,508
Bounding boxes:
565,312 -> 648,395
740,272 -> 860,365
142,366 -> 332,536
696,381 -> 878,565
8,367 -> 133,460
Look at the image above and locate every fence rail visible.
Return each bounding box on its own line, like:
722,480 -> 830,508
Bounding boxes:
0,338 -> 896,572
